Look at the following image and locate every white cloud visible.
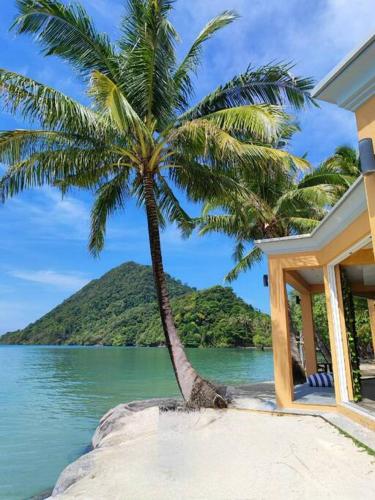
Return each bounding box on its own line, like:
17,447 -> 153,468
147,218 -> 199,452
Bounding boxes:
9,269 -> 90,291
1,187 -> 91,243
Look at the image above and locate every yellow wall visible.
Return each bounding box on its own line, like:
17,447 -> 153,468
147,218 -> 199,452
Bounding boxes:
356,96 -> 375,265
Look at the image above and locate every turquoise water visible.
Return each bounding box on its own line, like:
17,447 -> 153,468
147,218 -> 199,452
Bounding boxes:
0,346 -> 274,500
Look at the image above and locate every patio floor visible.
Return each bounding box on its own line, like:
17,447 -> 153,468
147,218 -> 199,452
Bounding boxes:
294,383 -> 336,406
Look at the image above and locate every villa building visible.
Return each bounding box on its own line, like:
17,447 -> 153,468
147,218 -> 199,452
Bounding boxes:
257,34 -> 375,430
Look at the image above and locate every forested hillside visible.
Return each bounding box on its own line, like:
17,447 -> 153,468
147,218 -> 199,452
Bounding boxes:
0,262 -> 271,347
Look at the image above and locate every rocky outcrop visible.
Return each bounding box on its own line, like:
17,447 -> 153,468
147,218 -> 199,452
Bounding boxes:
50,398 -> 182,497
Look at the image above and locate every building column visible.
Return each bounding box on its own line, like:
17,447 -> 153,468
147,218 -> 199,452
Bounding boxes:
300,292 -> 317,376
323,265 -> 354,403
269,258 -> 293,407
323,266 -> 342,403
363,174 -> 375,356
367,299 -> 375,356
364,174 -> 375,257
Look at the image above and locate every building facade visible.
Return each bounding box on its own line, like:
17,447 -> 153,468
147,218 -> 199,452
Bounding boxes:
257,35 -> 375,430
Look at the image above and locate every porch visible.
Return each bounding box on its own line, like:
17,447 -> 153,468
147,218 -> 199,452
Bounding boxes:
256,176 -> 375,430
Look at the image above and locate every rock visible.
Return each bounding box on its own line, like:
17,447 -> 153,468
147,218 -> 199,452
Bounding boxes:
50,398 -> 182,498
92,398 -> 183,447
51,453 -> 94,497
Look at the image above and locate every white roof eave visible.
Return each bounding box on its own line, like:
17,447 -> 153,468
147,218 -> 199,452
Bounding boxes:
255,176 -> 367,256
311,33 -> 375,111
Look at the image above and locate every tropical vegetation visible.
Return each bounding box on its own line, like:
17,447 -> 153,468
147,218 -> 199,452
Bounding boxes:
199,145 -> 361,282
0,0 -> 315,406
199,144 -> 362,381
0,262 -> 271,348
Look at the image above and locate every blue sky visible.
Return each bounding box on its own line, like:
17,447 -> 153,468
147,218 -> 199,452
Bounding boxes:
1,0 -> 374,333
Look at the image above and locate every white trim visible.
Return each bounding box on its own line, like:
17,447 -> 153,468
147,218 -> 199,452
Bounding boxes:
312,33 -> 375,111
312,33 -> 375,99
327,263 -> 349,402
340,78 -> 375,111
327,235 -> 372,404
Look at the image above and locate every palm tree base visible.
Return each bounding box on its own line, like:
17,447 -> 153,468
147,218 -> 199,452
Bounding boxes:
187,377 -> 228,409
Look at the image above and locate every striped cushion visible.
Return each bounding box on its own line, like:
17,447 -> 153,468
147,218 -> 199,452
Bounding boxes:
307,372 -> 333,388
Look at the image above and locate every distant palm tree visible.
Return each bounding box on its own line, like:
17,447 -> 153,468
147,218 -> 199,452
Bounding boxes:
0,0 -> 314,407
297,145 -> 360,204
200,145 -> 361,383
200,145 -> 361,282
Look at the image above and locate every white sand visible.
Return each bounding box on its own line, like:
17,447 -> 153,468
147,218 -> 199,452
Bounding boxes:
52,406 -> 375,500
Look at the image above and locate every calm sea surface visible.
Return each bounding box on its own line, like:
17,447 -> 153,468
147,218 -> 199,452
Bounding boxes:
0,346 -> 274,500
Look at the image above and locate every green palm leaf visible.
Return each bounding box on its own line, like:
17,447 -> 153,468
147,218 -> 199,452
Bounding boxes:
156,175 -> 194,234
182,63 -> 316,121
12,0 -> 118,79
89,175 -> 129,255
173,10 -> 238,109
89,70 -> 147,140
0,69 -> 111,137
119,0 -> 177,127
224,247 -> 263,283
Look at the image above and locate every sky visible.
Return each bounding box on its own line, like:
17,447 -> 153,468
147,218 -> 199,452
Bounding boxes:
1,0 -> 375,333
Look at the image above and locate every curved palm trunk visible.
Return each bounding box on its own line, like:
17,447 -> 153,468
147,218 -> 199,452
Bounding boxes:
143,171 -> 227,408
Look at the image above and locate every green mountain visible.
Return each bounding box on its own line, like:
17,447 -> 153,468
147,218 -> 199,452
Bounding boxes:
0,262 -> 271,347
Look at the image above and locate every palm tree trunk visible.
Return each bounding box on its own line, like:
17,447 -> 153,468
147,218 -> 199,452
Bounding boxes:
142,171 -> 227,408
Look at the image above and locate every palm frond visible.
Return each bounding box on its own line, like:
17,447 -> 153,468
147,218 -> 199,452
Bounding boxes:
224,246 -> 263,283
288,216 -> 321,233
119,0 -> 177,126
168,158 -> 240,202
170,118 -> 297,168
199,213 -> 243,237
173,11 -> 238,109
275,185 -> 335,213
13,0 -> 118,79
0,69 -> 111,137
298,171 -> 353,189
199,105 -> 288,144
156,175 -> 193,235
181,63 -> 316,121
0,142 -> 116,199
89,175 -> 129,256
89,70 -> 146,141
0,129 -> 86,164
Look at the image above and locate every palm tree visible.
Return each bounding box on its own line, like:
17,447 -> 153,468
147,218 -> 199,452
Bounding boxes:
298,145 -> 360,204
0,0 -> 314,408
200,164 -> 326,282
200,145 -> 361,282
200,145 -> 361,383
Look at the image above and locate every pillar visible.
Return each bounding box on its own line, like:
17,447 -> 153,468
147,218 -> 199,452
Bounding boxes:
300,292 -> 317,375
367,299 -> 375,356
364,174 -> 375,257
269,258 -> 293,407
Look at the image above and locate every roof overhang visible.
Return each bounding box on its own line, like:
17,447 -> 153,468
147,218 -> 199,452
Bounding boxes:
256,177 -> 367,256
312,33 -> 375,111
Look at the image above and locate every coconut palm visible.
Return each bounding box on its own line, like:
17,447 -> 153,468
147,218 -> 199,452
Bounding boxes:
200,165 -> 325,282
0,0 -> 314,407
298,145 -> 360,203
200,145 -> 361,282
200,145 -> 361,383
